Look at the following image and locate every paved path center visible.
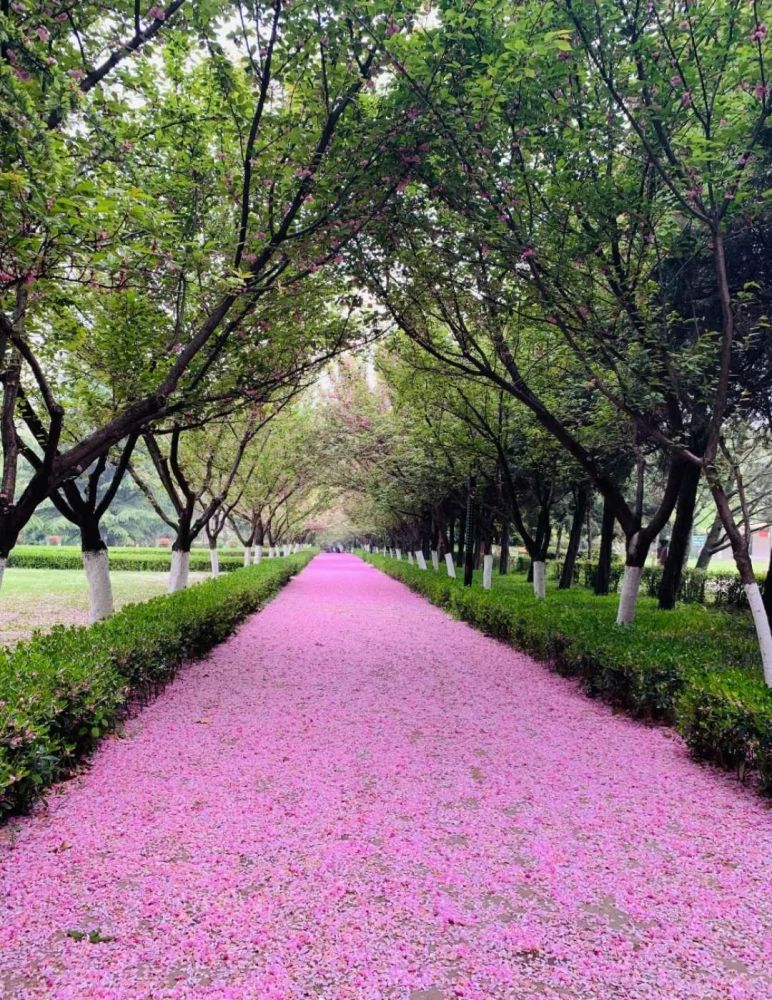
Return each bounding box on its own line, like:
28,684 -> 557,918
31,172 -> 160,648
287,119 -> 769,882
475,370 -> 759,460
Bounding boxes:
1,554 -> 771,999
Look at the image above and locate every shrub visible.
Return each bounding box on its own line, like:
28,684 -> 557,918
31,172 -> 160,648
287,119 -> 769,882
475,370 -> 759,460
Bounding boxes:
6,545 -> 246,572
0,553 -> 312,819
677,671 -> 772,792
364,553 -> 772,794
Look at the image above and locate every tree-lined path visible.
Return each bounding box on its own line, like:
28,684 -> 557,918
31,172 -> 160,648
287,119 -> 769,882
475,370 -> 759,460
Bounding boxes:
1,554 -> 771,1000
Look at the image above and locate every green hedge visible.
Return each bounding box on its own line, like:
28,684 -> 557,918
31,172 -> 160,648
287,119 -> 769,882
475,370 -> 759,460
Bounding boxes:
6,545 -> 249,572
364,554 -> 772,794
0,552 -> 312,819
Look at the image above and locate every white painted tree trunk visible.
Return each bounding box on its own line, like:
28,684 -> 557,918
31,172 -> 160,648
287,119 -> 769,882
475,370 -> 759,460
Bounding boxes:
533,560 -> 546,599
431,550 -> 439,572
483,553 -> 493,590
415,551 -> 427,570
745,582 -> 772,686
168,550 -> 190,594
396,548 -> 402,560
616,565 -> 643,624
445,553 -> 456,578
243,547 -> 251,567
407,551 -> 414,565
253,544 -> 262,563
209,548 -> 220,577
0,556 -> 6,591
83,549 -> 114,623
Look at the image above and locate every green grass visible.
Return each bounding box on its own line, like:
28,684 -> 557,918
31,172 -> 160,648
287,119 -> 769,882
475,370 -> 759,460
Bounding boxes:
483,568 -> 761,677
0,568 -> 208,646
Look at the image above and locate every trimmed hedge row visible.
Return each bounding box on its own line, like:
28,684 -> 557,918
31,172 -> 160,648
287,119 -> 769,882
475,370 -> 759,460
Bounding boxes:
0,552 -> 313,819
365,554 -> 772,794
7,545 -> 247,572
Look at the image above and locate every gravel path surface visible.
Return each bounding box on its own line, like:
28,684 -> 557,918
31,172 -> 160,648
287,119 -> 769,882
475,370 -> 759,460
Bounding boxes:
1,554 -> 770,999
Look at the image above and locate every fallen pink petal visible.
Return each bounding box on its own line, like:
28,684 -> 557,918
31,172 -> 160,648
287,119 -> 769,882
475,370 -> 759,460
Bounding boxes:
1,555 -> 770,999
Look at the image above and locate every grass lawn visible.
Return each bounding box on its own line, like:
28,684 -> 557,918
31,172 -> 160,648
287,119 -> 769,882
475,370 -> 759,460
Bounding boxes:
0,568 -> 207,646
479,568 -> 762,676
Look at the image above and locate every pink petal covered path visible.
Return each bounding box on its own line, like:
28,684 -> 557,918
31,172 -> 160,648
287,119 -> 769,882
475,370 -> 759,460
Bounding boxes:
1,554 -> 771,1000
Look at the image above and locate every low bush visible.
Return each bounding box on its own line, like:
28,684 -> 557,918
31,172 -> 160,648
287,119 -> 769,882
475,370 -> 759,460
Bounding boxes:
364,554 -> 772,794
0,553 -> 312,818
7,545 -> 247,572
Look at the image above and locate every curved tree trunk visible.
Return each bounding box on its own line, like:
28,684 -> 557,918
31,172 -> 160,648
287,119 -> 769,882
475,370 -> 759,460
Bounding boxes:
696,514 -> 722,570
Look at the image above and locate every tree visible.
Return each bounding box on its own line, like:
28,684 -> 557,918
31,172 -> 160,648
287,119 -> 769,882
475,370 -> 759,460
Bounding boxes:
0,0 -> 422,580
351,0 -> 772,681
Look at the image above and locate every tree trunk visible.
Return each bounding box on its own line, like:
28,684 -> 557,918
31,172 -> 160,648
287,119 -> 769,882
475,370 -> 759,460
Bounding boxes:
585,507 -> 593,559
209,544 -> 220,577
463,474 -> 476,586
594,498 -> 615,596
80,515 -> 114,623
168,519 -> 192,593
558,486 -> 588,590
483,553 -> 493,590
763,546 -> 772,625
253,521 -> 264,562
658,462 -> 701,610
243,546 -> 251,567
696,514 -> 722,570
168,549 -> 190,593
532,560 -> 546,599
456,511 -> 465,567
616,529 -> 653,624
708,478 -> 772,685
617,564 -> 643,624
499,521 -> 509,575
444,552 -> 456,578
554,523 -> 564,559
